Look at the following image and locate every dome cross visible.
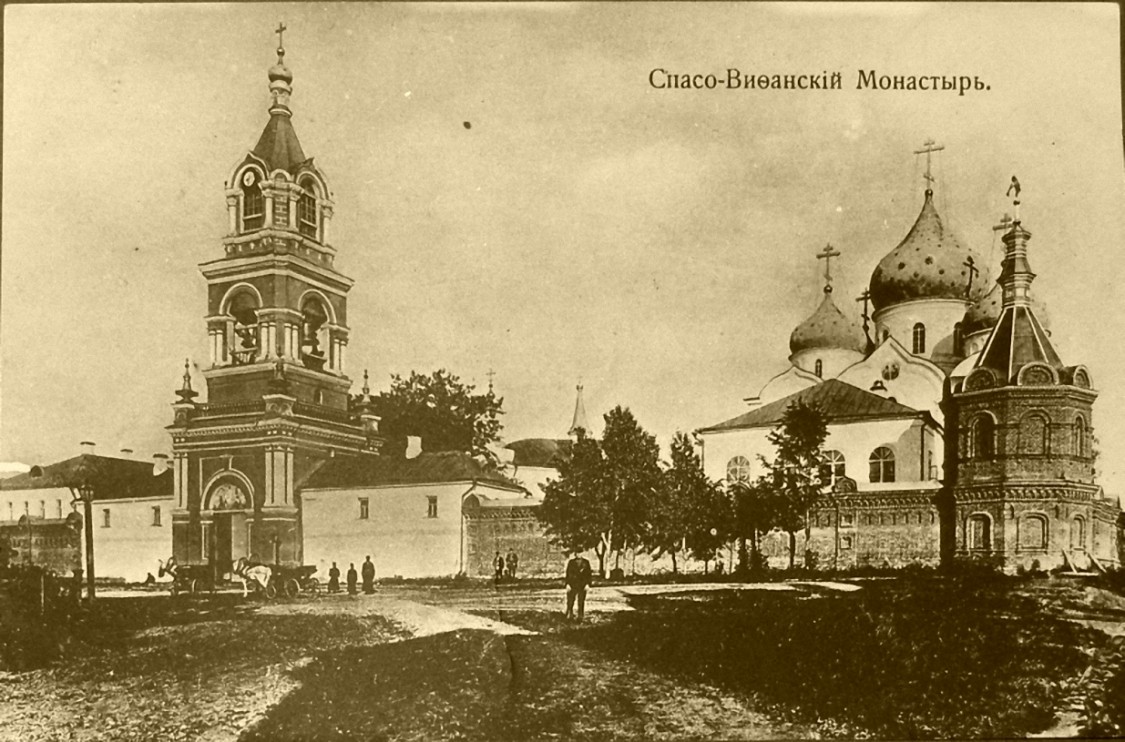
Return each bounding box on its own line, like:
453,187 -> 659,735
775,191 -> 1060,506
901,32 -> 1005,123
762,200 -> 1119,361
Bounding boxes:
963,255 -> 979,299
816,243 -> 841,293
855,288 -> 872,339
913,138 -> 945,191
275,22 -> 287,55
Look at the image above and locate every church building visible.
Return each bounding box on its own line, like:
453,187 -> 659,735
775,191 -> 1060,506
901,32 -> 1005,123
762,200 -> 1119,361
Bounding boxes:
698,146 -> 1121,573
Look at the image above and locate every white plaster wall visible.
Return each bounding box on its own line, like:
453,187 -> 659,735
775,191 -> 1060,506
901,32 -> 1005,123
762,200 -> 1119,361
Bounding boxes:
873,298 -> 970,364
836,344 -> 946,421
963,329 -> 990,357
303,482 -> 481,580
790,348 -> 865,380
701,417 -> 942,489
754,366 -> 819,407
0,487 -> 73,523
89,497 -> 173,582
505,465 -> 555,499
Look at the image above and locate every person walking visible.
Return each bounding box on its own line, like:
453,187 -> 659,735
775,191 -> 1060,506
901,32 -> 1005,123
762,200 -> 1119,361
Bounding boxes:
328,562 -> 341,593
564,552 -> 592,621
506,550 -> 519,580
361,555 -> 376,594
493,551 -> 505,586
346,563 -> 358,596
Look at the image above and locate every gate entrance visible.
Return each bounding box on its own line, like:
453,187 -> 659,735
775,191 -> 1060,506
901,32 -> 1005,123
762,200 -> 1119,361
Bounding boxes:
211,511 -> 249,575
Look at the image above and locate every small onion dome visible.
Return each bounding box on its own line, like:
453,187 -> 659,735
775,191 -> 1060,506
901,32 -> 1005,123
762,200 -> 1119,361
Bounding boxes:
789,289 -> 868,355
962,280 -> 1051,338
870,191 -> 986,312
269,48 -> 293,83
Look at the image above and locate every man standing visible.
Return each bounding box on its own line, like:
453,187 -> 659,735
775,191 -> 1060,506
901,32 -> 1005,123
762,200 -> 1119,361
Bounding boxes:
361,555 -> 375,594
493,551 -> 505,586
564,552 -> 592,621
506,550 -> 519,580
328,562 -> 341,593
346,563 -> 358,596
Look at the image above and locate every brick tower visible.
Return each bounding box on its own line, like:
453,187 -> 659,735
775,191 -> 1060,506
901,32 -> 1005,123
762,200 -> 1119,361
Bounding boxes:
944,187 -> 1116,572
169,30 -> 383,574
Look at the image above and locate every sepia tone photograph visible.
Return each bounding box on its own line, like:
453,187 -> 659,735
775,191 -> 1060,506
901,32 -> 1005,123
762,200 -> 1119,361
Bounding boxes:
2,2 -> 1124,739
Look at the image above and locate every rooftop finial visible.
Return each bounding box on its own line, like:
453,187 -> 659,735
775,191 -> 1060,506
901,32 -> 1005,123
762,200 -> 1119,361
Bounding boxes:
362,369 -> 371,398
486,368 -> 497,394
816,243 -> 841,294
1007,176 -> 1022,223
176,359 -> 198,403
275,22 -> 287,59
568,381 -> 590,438
913,138 -> 945,196
267,22 -> 294,113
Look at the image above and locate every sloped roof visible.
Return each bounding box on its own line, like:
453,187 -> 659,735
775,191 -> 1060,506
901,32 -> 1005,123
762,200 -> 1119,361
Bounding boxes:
505,438 -> 572,468
302,451 -> 524,491
699,379 -> 921,433
252,114 -> 307,173
976,304 -> 1062,383
0,454 -> 172,502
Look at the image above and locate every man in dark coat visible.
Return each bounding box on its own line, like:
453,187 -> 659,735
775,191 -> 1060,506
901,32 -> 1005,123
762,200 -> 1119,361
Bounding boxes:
328,562 -> 341,593
506,550 -> 519,580
361,555 -> 375,594
346,563 -> 358,596
493,552 -> 505,586
564,553 -> 593,621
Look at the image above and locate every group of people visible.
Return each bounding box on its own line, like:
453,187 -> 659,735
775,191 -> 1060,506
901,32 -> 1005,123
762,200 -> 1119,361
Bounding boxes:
492,549 -> 521,584
326,555 -> 377,595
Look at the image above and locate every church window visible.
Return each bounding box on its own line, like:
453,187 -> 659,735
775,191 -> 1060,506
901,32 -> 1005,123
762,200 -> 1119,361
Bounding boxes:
39,501 -> 45,518
1019,514 -> 1048,550
912,323 -> 926,354
869,447 -> 895,483
299,296 -> 331,369
841,535 -> 853,550
820,450 -> 846,485
56,500 -> 63,519
298,178 -> 319,240
1018,413 -> 1050,455
841,512 -> 855,527
814,359 -> 823,378
102,508 -> 111,528
953,322 -> 963,356
228,290 -> 261,365
1071,515 -> 1086,549
427,496 -> 438,518
970,415 -> 995,459
240,172 -> 264,232
726,456 -> 752,484
152,507 -> 162,527
359,498 -> 369,520
7,502 -> 12,521
1072,416 -> 1087,457
967,514 -> 991,550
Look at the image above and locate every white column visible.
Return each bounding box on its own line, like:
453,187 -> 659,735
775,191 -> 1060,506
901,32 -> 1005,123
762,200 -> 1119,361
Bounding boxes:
285,450 -> 294,505
264,192 -> 274,228
339,343 -> 346,374
173,455 -> 183,509
227,196 -> 238,235
265,448 -> 275,505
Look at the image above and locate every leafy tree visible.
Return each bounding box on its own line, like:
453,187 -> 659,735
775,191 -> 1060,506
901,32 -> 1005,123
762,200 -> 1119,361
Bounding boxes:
538,430 -> 610,570
649,432 -> 718,574
759,400 -> 828,569
600,406 -> 663,576
364,369 -> 503,462
731,477 -> 780,574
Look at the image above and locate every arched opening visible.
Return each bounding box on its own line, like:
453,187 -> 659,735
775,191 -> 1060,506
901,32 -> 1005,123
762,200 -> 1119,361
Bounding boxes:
240,170 -> 264,233
228,290 -> 261,365
814,358 -> 823,378
970,414 -> 995,459
953,322 -> 964,356
204,476 -> 254,576
726,456 -> 751,485
1019,513 -> 1048,550
967,513 -> 992,551
912,322 -> 926,354
1070,515 -> 1087,550
869,446 -> 895,483
297,177 -> 319,240
1019,412 -> 1050,455
819,450 -> 846,485
299,295 -> 330,370
1072,416 -> 1087,458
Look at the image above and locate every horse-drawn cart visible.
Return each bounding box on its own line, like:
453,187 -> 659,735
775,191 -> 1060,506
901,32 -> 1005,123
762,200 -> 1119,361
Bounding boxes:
163,562 -> 216,596
269,564 -> 320,599
159,557 -> 319,599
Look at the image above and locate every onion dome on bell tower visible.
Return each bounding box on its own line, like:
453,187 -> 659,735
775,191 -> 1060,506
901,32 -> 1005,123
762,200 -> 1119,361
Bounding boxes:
788,244 -> 867,379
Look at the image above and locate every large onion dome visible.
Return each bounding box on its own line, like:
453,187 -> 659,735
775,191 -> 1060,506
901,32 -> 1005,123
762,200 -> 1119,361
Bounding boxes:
962,279 -> 1050,338
789,289 -> 868,355
870,190 -> 986,312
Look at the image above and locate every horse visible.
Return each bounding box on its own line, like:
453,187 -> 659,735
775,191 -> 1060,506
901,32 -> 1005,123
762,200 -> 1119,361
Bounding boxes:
233,557 -> 272,598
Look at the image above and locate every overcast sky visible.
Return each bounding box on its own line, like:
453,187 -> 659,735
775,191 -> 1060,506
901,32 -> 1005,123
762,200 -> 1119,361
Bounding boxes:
3,3 -> 1123,490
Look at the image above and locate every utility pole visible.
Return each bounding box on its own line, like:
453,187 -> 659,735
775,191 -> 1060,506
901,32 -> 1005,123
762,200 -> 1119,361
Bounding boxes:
73,483 -> 96,602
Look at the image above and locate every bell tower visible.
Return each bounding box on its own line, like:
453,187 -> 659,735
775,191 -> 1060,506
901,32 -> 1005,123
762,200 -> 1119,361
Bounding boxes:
169,29 -> 383,573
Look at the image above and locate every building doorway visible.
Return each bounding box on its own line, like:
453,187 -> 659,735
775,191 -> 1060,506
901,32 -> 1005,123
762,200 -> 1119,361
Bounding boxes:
211,511 -> 250,575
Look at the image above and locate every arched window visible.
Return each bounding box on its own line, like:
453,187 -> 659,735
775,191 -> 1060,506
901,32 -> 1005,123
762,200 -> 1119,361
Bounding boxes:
953,322 -> 963,356
300,296 -> 330,369
1071,515 -> 1087,550
869,446 -> 895,483
1072,416 -> 1087,458
298,178 -> 319,239
967,514 -> 992,551
726,456 -> 752,484
228,290 -> 260,365
1019,413 -> 1050,455
912,322 -> 926,354
1019,514 -> 1048,550
240,171 -> 264,232
814,359 -> 823,378
970,414 -> 995,459
881,329 -> 890,342
820,450 -> 846,485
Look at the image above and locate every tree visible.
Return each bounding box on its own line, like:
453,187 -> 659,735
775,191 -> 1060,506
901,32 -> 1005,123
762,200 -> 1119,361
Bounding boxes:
600,407 -> 663,577
731,477 -> 780,574
759,400 -> 828,569
649,432 -> 717,574
538,431 -> 611,573
365,369 -> 504,462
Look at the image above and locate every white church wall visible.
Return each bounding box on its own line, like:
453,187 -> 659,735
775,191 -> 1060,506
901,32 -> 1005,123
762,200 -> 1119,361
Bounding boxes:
790,348 -> 865,380
873,298 -> 969,367
303,481 -> 482,580
753,366 -> 819,407
505,465 -> 555,498
836,341 -> 946,420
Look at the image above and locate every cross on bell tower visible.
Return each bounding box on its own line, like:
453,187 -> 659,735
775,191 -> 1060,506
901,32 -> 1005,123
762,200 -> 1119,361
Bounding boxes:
913,138 -> 945,194
816,243 -> 841,294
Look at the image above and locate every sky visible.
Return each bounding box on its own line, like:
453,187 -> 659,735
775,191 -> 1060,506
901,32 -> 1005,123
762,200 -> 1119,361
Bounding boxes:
3,3 -> 1124,490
